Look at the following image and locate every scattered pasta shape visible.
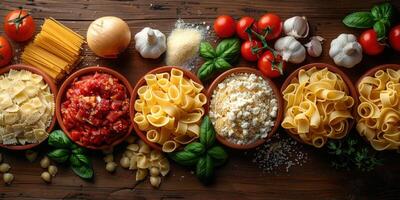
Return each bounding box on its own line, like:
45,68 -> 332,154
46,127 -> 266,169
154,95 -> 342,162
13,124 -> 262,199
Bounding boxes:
133,68 -> 207,152
0,70 -> 54,145
120,137 -> 170,188
356,68 -> 400,151
281,67 -> 354,148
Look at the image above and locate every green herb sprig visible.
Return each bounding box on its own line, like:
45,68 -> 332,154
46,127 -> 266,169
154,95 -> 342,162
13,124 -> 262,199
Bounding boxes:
169,116 -> 228,184
342,2 -> 395,40
326,134 -> 383,172
47,130 -> 94,179
197,38 -> 240,82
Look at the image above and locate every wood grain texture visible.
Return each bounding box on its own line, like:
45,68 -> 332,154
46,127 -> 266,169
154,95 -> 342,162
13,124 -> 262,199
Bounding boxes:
0,0 -> 400,199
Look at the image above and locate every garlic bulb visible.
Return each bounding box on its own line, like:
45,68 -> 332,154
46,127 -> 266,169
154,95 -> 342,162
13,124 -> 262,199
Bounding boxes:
305,36 -> 324,57
135,27 -> 166,59
283,16 -> 309,38
329,34 -> 362,68
274,36 -> 306,64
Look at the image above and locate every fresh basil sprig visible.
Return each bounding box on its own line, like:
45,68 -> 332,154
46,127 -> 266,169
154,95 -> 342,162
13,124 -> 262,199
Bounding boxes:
342,2 -> 395,40
47,130 -> 94,180
169,116 -> 228,185
197,38 -> 240,82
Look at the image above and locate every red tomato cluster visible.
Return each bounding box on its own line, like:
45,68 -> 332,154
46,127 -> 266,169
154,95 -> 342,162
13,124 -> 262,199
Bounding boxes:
359,25 -> 400,56
213,14 -> 285,78
61,73 -> 131,146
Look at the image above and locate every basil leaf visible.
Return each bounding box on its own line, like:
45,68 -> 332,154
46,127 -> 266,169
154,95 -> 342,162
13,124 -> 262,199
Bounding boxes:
197,60 -> 215,82
71,164 -> 94,179
48,130 -> 72,148
207,145 -> 228,167
72,147 -> 87,155
373,21 -> 387,41
216,38 -> 241,63
200,42 -> 216,60
214,57 -> 232,71
47,149 -> 70,163
69,154 -> 81,167
200,116 -> 216,149
371,3 -> 394,21
184,142 -> 206,156
342,12 -> 375,28
73,153 -> 91,166
169,150 -> 199,167
196,155 -> 214,184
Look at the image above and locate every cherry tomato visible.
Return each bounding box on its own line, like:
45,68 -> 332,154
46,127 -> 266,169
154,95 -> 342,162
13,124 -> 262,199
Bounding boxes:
257,13 -> 282,41
241,40 -> 262,62
4,8 -> 36,42
236,16 -> 257,40
213,15 -> 236,38
257,51 -> 285,78
0,36 -> 13,67
389,25 -> 400,52
358,29 -> 385,56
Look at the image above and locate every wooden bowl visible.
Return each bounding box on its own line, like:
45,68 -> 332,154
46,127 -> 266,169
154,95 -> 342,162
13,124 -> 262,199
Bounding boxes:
56,66 -> 133,150
130,66 -> 205,151
206,67 -> 284,149
280,63 -> 358,147
355,64 -> 400,146
0,64 -> 58,150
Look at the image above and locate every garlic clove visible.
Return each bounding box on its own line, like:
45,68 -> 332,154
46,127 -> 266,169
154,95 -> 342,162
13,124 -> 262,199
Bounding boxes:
305,36 -> 324,57
283,16 -> 309,38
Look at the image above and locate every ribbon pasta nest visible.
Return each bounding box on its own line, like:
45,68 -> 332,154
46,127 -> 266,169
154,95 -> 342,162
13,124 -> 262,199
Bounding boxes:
356,68 -> 400,151
281,67 -> 354,148
0,70 -> 54,145
133,68 -> 207,152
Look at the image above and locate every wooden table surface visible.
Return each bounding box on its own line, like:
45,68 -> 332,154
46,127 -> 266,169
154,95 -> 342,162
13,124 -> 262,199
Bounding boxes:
1,0 -> 400,199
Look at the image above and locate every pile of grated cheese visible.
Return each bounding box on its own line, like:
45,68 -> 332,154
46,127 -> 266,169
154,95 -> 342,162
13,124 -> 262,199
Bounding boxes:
209,73 -> 278,145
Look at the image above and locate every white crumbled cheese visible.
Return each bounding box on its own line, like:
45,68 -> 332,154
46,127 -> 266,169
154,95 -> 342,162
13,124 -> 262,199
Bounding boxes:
209,73 -> 278,145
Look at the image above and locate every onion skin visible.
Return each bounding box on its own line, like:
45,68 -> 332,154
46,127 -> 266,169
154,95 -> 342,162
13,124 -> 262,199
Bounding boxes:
87,16 -> 131,58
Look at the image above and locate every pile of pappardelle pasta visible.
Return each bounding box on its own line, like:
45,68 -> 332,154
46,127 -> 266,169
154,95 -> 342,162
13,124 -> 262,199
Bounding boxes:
357,68 -> 400,151
281,67 -> 355,148
133,68 -> 207,153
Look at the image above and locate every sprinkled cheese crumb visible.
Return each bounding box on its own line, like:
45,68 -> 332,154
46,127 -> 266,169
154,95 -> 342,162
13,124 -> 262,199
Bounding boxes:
209,73 -> 278,145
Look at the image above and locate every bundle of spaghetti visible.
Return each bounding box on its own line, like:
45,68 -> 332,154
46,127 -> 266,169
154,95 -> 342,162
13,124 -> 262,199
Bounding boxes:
22,18 -> 84,81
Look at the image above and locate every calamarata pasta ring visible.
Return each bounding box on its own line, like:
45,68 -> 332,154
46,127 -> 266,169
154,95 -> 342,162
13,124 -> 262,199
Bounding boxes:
356,64 -> 400,151
280,63 -> 358,148
130,66 -> 207,152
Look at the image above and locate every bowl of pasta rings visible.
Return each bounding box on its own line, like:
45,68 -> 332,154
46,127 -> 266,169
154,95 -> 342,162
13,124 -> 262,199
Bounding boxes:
280,63 -> 358,148
356,64 -> 400,151
0,64 -> 57,150
206,67 -> 283,149
130,66 -> 207,153
56,66 -> 133,150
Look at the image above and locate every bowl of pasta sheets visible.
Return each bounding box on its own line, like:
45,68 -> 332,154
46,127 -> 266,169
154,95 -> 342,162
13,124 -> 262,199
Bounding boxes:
207,67 -> 283,149
131,66 -> 207,152
56,66 -> 133,150
0,64 -> 57,150
356,64 -> 400,151
281,63 -> 357,148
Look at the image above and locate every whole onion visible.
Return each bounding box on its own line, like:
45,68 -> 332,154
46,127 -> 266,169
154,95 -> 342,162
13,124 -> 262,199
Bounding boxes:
87,16 -> 131,58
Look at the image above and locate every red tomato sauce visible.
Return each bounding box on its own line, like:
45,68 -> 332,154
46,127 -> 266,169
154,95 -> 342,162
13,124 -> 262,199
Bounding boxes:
61,73 -> 130,146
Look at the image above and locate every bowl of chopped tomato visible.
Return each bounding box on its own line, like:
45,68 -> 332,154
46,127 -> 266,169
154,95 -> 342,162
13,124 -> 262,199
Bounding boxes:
56,66 -> 133,150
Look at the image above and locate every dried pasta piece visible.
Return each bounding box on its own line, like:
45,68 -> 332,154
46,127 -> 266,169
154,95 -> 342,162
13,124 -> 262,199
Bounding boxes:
281,67 -> 354,148
132,68 -> 207,152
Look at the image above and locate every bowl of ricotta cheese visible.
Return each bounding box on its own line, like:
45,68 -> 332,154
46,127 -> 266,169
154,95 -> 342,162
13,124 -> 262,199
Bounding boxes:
207,67 -> 283,149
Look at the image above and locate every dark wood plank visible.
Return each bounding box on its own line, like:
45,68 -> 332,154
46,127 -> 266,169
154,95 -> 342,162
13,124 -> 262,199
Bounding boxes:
0,0 -> 400,199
